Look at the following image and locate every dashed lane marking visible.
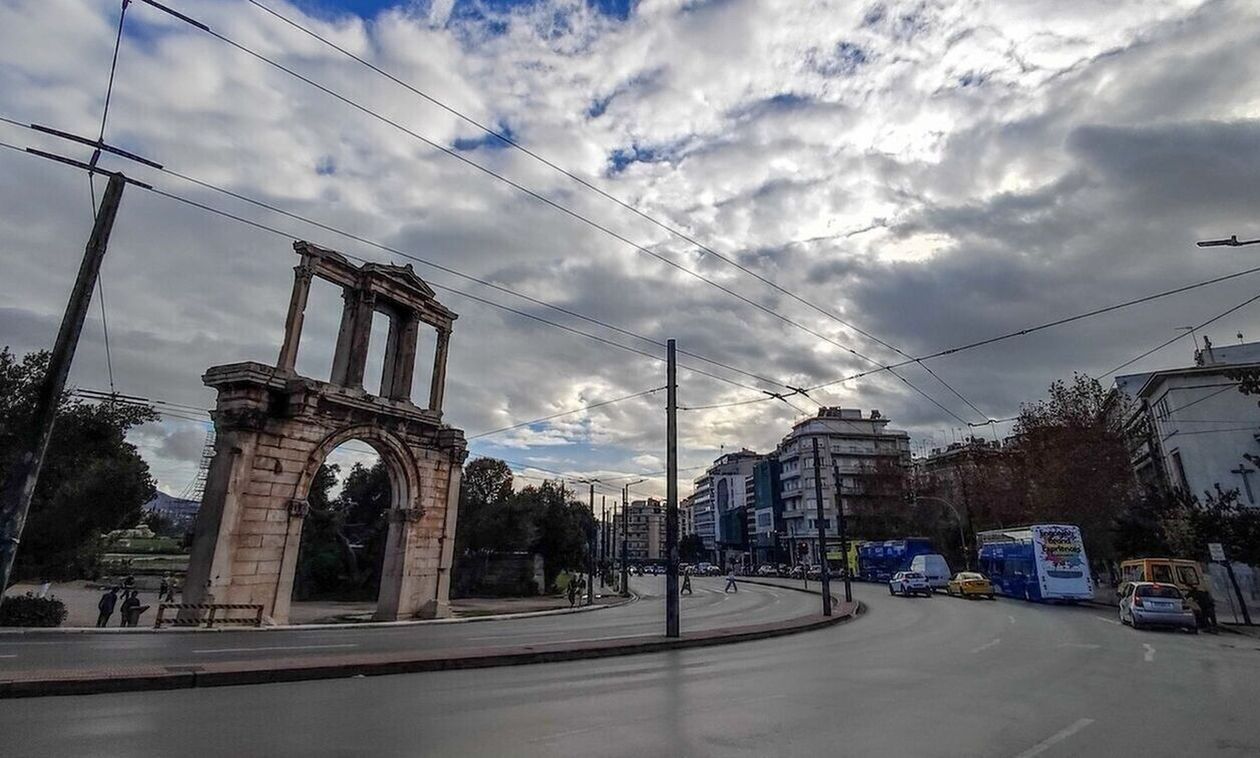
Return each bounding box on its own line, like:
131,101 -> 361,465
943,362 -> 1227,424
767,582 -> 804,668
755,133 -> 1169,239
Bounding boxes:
971,638 -> 1001,654
1008,615 -> 1016,624
1144,643 -> 1156,662
1011,718 -> 1095,758
192,643 -> 358,654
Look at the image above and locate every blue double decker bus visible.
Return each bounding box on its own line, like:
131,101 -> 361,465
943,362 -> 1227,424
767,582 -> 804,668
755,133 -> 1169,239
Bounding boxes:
976,524 -> 1093,602
857,538 -> 935,582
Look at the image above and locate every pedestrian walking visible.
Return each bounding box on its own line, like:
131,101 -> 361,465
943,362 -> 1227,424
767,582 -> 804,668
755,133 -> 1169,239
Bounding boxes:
119,590 -> 140,627
158,574 -> 170,601
164,579 -> 179,603
681,568 -> 693,595
96,587 -> 119,628
724,568 -> 738,593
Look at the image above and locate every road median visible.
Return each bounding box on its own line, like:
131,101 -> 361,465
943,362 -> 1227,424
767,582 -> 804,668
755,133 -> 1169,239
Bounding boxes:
0,599 -> 860,699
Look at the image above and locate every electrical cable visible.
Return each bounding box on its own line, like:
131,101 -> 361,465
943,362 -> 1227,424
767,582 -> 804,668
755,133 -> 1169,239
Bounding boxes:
1100,292 -> 1260,378
240,0 -> 988,420
132,0 -> 970,423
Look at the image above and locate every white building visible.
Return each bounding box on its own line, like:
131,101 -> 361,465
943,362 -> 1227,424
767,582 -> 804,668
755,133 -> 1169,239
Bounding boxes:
1115,338 -> 1260,504
776,408 -> 912,563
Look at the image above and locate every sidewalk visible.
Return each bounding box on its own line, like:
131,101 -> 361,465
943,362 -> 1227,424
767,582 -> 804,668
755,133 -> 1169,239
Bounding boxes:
0,599 -> 861,699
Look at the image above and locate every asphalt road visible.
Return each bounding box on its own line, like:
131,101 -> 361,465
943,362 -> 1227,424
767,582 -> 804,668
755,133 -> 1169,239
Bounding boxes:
0,576 -> 812,673
5,580 -> 1260,757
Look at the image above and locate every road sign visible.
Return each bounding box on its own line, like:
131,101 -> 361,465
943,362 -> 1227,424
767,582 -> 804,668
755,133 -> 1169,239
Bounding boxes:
1208,542 -> 1227,562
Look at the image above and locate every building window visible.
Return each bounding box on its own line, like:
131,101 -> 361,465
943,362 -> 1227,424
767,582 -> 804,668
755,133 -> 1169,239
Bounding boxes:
1170,450 -> 1188,491
1155,397 -> 1171,421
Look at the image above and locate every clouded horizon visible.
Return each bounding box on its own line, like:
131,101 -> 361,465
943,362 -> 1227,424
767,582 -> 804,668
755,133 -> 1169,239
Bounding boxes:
3,0 -> 1259,501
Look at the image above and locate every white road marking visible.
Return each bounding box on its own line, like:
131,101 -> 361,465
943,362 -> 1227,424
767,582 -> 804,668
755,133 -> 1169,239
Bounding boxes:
192,643 -> 358,654
1008,615 -> 1016,624
971,638 -> 1001,654
528,632 -> 660,645
1094,616 -> 1120,626
1056,643 -> 1101,650
0,654 -> 16,658
1143,643 -> 1156,662
1012,718 -> 1095,758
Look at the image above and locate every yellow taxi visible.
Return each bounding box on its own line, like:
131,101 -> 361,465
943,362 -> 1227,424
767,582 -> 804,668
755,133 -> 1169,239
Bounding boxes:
946,571 -> 995,599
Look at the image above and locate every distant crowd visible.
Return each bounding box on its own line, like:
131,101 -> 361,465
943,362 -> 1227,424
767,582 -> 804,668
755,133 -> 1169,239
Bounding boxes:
95,574 -> 180,628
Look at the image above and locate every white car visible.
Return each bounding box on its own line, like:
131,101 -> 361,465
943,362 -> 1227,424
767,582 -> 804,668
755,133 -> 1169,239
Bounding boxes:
889,571 -> 933,597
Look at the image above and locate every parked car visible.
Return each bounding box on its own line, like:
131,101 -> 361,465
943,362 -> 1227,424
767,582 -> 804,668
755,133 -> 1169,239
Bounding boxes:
889,571 -> 932,597
788,565 -> 806,579
1119,582 -> 1197,632
756,565 -> 777,577
946,571 -> 995,599
696,563 -> 717,576
909,553 -> 952,590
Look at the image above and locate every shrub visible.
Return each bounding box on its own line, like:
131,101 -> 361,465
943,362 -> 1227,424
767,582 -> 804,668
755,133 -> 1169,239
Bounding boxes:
0,593 -> 68,627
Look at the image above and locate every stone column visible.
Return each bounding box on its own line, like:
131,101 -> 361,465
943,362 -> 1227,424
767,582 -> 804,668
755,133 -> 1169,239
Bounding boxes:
183,431 -> 256,609
387,314 -> 420,402
375,505 -> 421,621
428,327 -> 451,413
329,289 -> 356,386
344,290 -> 377,390
269,498 -> 308,625
275,263 -> 314,372
433,461 -> 462,618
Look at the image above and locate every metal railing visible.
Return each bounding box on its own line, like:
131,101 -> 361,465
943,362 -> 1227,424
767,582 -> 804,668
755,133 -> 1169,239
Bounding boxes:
153,603 -> 265,629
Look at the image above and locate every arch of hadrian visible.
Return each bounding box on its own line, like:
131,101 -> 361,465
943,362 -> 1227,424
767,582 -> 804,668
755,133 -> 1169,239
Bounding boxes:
184,241 -> 467,623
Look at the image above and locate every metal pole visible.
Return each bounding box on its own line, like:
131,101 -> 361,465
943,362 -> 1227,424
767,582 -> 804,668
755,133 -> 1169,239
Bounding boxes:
810,438 -> 832,616
621,483 -> 636,597
0,174 -> 126,591
600,497 -> 608,588
587,483 -> 596,605
831,463 -> 853,604
1224,560 -> 1253,626
665,339 -> 680,637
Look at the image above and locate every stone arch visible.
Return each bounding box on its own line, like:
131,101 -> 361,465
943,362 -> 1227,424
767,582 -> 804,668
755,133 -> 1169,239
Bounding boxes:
184,240 -> 466,624
296,424 -> 419,513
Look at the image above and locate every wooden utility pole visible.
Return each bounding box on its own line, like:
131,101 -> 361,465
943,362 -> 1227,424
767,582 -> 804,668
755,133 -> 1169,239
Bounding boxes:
810,438 -> 832,616
600,497 -> 606,588
0,174 -> 126,591
665,339 -> 680,637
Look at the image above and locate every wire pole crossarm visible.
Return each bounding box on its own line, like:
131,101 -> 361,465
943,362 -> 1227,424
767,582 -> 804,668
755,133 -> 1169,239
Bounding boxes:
0,173 -> 128,591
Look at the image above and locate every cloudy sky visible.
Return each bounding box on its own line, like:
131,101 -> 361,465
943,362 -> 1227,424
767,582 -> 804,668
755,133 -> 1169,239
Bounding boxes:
3,0 -> 1260,501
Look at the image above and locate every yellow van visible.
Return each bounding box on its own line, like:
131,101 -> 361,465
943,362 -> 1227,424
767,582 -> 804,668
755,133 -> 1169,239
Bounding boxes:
1119,558 -> 1207,596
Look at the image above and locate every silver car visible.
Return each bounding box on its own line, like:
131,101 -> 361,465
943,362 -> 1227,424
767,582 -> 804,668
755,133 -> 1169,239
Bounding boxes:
889,571 -> 933,597
1119,582 -> 1198,632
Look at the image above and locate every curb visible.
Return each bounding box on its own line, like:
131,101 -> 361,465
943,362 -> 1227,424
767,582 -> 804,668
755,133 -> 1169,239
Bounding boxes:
0,592 -> 638,636
0,600 -> 861,699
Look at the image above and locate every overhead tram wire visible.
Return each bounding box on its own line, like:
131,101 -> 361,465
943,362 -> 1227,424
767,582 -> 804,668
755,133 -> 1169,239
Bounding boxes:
466,386 -> 666,440
129,0 -> 970,424
85,0 -> 133,395
1099,291 -> 1260,378
686,263 -> 1260,411
1,113 -> 808,402
239,0 -> 989,421
12,133 -> 1260,426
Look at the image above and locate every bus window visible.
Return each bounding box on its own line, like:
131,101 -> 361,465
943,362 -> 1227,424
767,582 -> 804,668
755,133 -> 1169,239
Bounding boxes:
1122,565 -> 1142,583
1151,564 -> 1174,583
1176,566 -> 1200,587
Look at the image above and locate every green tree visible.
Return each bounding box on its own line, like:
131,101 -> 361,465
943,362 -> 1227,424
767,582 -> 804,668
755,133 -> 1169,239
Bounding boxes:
0,348 -> 157,584
1010,373 -> 1136,562
292,460 -> 393,601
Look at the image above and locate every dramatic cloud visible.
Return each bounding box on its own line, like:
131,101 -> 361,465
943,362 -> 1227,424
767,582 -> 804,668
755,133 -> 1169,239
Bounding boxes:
3,0 -> 1259,499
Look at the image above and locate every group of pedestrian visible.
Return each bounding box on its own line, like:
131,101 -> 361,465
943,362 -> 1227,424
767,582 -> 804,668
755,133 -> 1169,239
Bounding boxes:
95,573 -> 179,628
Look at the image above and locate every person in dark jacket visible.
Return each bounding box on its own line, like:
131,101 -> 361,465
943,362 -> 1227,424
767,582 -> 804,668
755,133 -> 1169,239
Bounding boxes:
1192,587 -> 1218,632
96,588 -> 119,628
119,591 -> 140,627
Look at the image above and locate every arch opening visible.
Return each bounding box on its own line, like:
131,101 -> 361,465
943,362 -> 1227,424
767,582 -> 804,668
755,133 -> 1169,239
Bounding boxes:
288,439 -> 396,623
